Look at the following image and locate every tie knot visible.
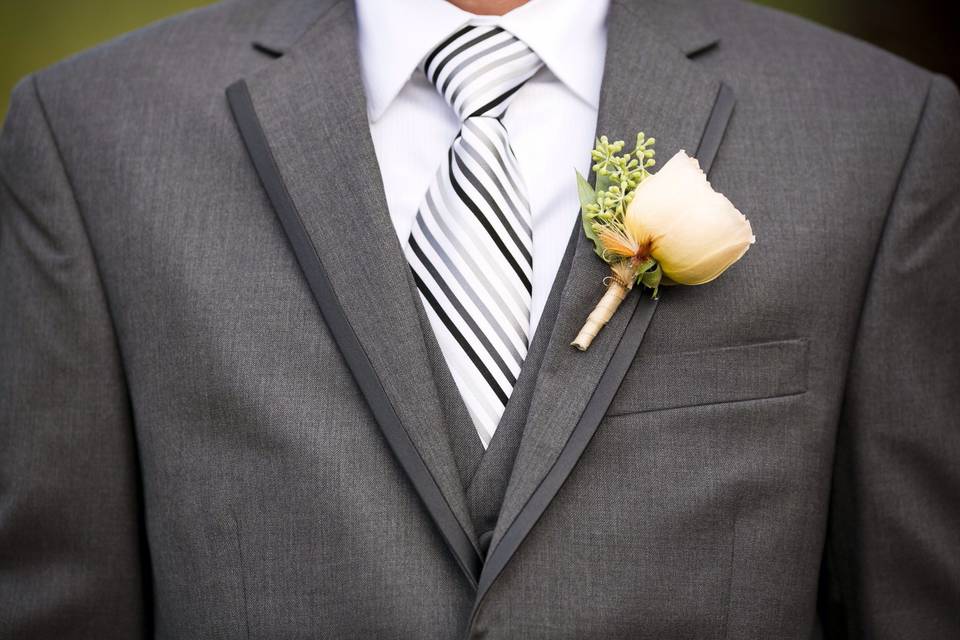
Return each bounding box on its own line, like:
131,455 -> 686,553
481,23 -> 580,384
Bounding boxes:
423,24 -> 543,121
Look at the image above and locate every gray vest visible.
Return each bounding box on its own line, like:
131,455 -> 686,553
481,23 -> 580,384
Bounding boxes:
418,227 -> 577,557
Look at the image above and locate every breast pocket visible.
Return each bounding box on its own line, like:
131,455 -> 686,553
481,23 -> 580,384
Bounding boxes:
608,338 -> 809,416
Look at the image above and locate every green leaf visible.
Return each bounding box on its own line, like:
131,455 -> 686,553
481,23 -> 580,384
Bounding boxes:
575,170 -> 596,214
576,170 -> 606,258
634,257 -> 656,275
641,263 -> 662,291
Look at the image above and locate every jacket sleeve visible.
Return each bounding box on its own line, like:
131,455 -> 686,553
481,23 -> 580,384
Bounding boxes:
819,74 -> 960,638
0,76 -> 146,638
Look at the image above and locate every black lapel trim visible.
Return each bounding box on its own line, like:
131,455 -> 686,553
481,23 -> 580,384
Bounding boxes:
226,80 -> 482,588
472,82 -> 736,607
251,42 -> 284,59
696,83 -> 735,174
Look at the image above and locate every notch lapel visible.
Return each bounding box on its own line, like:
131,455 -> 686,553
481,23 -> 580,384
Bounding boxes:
475,0 -> 736,606
226,0 -> 481,586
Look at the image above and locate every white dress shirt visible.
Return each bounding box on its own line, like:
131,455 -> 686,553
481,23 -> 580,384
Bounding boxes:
355,0 -> 609,334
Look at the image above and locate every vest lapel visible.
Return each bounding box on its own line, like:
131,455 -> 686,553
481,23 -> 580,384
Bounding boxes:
474,0 -> 736,610
463,221 -> 581,551
226,0 -> 481,587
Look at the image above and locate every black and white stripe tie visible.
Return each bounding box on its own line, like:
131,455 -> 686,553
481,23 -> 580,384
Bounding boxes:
406,25 -> 543,447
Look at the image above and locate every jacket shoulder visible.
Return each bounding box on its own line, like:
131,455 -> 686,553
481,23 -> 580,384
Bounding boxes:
24,0 -> 282,116
705,0 -> 935,97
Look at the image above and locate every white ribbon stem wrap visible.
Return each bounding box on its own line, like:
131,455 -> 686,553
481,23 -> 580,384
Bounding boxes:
571,277 -> 633,351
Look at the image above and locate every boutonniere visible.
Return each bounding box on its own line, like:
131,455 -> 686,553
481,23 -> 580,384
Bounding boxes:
572,134 -> 755,350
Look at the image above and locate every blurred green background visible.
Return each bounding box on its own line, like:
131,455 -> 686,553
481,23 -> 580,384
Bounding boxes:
1,0 -> 958,119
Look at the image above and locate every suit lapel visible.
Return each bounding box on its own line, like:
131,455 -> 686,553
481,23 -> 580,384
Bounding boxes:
475,0 -> 736,606
226,0 -> 481,586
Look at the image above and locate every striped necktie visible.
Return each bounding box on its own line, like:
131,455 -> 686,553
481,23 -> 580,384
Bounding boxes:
405,25 -> 543,448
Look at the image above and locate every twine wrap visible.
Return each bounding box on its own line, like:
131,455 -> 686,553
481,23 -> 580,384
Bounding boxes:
571,275 -> 633,351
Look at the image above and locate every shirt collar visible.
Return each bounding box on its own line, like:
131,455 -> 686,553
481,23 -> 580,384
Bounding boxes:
355,0 -> 609,122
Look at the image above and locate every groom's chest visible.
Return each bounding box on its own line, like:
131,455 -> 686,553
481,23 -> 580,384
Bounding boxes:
63,74 -> 901,633
84,103 -> 887,464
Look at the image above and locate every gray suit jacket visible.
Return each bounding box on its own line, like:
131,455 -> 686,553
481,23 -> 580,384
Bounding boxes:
1,0 -> 958,638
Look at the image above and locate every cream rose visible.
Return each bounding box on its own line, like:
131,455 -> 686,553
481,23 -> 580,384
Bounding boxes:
624,150 -> 755,285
